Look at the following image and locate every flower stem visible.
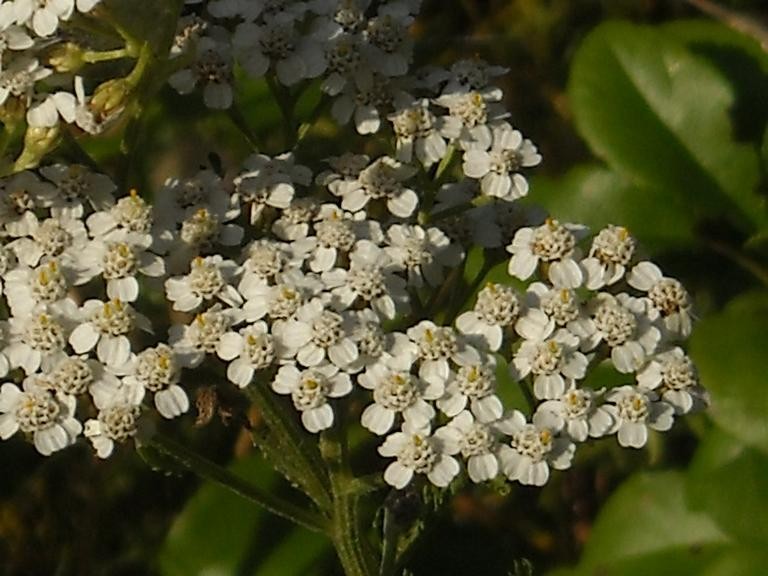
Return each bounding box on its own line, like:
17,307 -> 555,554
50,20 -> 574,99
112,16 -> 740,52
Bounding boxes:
148,433 -> 329,534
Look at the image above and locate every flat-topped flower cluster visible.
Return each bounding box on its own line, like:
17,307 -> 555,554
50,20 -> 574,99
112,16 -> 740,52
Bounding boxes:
0,0 -> 706,492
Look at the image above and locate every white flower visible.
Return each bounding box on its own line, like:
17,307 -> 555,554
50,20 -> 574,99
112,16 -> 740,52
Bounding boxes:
0,171 -> 56,234
497,411 -> 575,486
572,292 -> 661,374
39,164 -> 116,213
388,99 -> 460,167
216,321 -> 277,388
155,169 -> 237,229
165,255 -> 242,312
510,328 -> 588,400
434,410 -> 509,483
319,153 -> 370,197
87,190 -> 154,236
603,385 -> 674,448
628,262 -> 693,339
330,72 -> 411,134
535,387 -> 615,442
407,321 -> 480,386
85,376 -> 143,458
378,422 -> 460,489
322,240 -> 409,320
0,379 -> 81,456
4,259 -> 73,316
516,283 -> 585,340
462,122 -> 541,201
434,87 -> 508,150
169,305 -> 243,368
456,282 -> 520,352
234,153 -> 310,224
0,17 -> 33,59
69,299 -> 151,367
123,344 -> 188,419
384,224 -> 461,288
45,353 -> 116,398
13,0 -> 74,37
239,239 -> 292,283
5,305 -> 73,373
26,88 -> 76,127
362,12 -> 413,77
636,348 -> 706,415
8,211 -> 88,267
233,17 -> 327,86
334,156 -> 419,217
437,58 -> 509,94
358,357 -> 442,435
345,310 -> 414,372
506,219 -> 585,288
275,299 -> 359,369
272,198 -> 319,241
74,229 -> 165,301
437,359 -> 504,423
291,204 -> 363,273
240,269 -> 322,322
0,56 -> 51,107
272,363 -> 352,433
321,31 -> 363,96
169,31 -> 234,109
581,225 -> 636,290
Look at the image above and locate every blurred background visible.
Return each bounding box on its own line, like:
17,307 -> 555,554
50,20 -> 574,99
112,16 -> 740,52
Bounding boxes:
2,0 -> 768,574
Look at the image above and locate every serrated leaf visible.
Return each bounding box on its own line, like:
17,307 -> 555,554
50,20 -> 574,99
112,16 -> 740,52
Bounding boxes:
569,21 -> 765,233
689,291 -> 768,454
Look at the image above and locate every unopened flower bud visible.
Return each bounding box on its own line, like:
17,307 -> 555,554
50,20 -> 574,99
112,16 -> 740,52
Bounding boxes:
47,43 -> 86,73
91,78 -> 131,121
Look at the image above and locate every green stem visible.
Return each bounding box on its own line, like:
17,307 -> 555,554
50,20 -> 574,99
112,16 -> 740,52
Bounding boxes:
228,104 -> 262,151
82,47 -> 133,63
378,506 -> 398,576
265,74 -> 297,149
321,429 -> 379,576
149,433 -> 328,534
244,384 -> 333,510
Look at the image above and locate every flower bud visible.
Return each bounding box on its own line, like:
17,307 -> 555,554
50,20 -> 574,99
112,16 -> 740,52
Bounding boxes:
47,43 -> 86,73
90,78 -> 131,121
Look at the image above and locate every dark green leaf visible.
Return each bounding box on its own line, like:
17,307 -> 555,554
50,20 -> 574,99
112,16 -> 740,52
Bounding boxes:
687,428 -> 768,543
568,21 -> 765,233
690,292 -> 768,454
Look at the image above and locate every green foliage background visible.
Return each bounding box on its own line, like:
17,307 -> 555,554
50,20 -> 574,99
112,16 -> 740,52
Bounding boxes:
2,1 -> 768,575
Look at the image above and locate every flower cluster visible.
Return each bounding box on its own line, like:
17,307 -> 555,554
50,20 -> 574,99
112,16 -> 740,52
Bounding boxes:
0,0 -> 706,496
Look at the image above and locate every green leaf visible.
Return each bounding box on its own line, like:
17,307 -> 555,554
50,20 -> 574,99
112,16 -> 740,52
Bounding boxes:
568,21 -> 765,233
689,292 -> 768,454
700,547 -> 768,576
158,454 -> 329,576
687,428 -> 768,544
553,471 -> 728,576
531,165 -> 694,251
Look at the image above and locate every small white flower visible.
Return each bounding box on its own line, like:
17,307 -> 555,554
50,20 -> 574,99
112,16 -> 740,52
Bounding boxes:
13,0 -> 74,37
636,348 -> 706,415
87,190 -> 154,236
123,344 -> 188,419
26,88 -> 76,128
272,363 -> 352,433
358,357 -> 442,435
40,163 -> 116,213
0,56 -> 51,108
336,156 -> 418,217
0,379 -> 81,456
234,152 -> 310,224
0,171 -> 57,234
45,353 -> 115,398
603,385 -> 674,448
378,422 -> 460,489
5,305 -> 72,373
434,87 -> 508,150
434,410 -> 509,483
384,224 -> 462,288
217,321 -> 277,388
4,260 -> 74,316
362,12 -> 413,77
515,283 -> 586,342
456,282 -> 520,352
165,255 -> 242,312
388,99 -> 461,167
507,219 -> 585,288
581,225 -> 636,290
169,31 -> 234,109
572,292 -> 661,374
272,198 -> 319,241
510,328 -> 589,400
241,269 -> 322,322
169,305 -> 243,368
85,377 -> 143,459
69,299 -> 151,367
291,205 -> 362,273
628,262 -> 693,339
497,411 -> 575,486
8,211 -> 88,267
437,359 -> 504,423
74,229 -> 165,301
407,320 -> 480,386
322,240 -> 409,320
535,387 -> 615,442
275,299 -> 359,369
462,122 -> 541,201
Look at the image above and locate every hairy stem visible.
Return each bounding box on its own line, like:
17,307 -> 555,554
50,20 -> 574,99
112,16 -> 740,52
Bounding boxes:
148,433 -> 328,534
